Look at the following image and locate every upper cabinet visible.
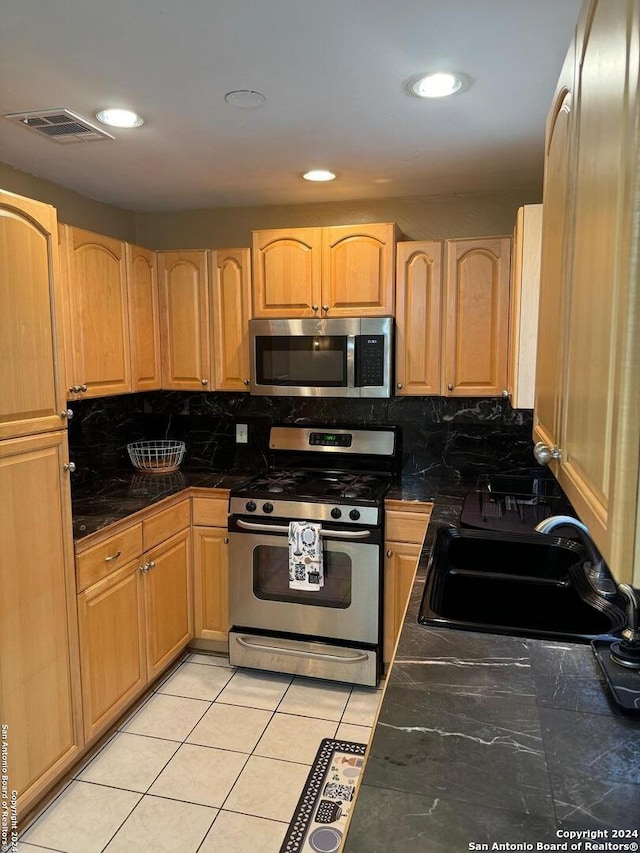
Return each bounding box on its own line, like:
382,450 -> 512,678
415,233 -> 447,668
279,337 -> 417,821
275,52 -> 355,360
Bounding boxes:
158,250 -> 211,391
128,244 -> 161,391
211,248 -> 252,391
252,223 -> 397,318
443,237 -> 511,397
60,225 -> 132,399
534,0 -> 640,586
0,189 -> 68,439
508,204 -> 543,409
395,241 -> 443,395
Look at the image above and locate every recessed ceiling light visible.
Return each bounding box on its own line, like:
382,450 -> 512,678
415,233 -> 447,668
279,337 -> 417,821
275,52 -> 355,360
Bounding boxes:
95,108 -> 144,128
224,90 -> 266,108
406,72 -> 465,99
301,169 -> 337,182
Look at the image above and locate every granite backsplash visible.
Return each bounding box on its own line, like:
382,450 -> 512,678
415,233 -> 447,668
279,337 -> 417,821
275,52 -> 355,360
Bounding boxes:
67,391 -> 539,487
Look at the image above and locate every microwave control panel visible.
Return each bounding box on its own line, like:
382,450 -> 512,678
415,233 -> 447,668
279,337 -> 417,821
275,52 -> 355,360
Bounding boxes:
355,335 -> 385,386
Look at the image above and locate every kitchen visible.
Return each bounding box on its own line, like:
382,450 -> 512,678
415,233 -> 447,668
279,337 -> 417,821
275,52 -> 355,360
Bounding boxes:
1,0 -> 640,851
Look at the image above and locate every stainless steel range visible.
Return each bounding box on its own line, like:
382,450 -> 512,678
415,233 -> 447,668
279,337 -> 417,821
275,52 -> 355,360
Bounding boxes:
228,425 -> 398,687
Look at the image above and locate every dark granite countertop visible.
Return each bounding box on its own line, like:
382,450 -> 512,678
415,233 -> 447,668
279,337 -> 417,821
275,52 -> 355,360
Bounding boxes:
345,486 -> 640,851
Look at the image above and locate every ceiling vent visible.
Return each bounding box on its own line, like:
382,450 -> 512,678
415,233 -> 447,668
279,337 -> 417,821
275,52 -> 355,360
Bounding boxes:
3,108 -> 115,143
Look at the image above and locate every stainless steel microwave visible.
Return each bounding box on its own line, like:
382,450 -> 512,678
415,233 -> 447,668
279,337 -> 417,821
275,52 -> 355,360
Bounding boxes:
249,317 -> 393,397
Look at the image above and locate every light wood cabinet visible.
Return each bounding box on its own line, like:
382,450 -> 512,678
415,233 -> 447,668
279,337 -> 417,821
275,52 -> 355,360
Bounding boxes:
252,223 -> 397,318
443,237 -> 511,397
128,244 -> 161,391
60,225 -> 132,398
395,241 -> 443,395
158,250 -> 211,390
0,431 -> 82,815
77,559 -> 146,742
383,502 -> 432,665
75,499 -> 192,741
192,493 -> 230,643
211,248 -> 252,391
508,205 -> 543,410
0,190 -> 67,439
534,0 -> 640,586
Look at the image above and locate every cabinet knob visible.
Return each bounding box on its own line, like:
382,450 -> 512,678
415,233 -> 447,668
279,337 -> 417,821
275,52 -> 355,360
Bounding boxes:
396,383 -> 403,390
201,379 -> 208,386
312,305 -> 319,312
63,462 -> 76,473
501,390 -> 511,399
140,562 -> 150,573
69,385 -> 81,394
80,384 -> 88,392
447,383 -> 454,391
224,537 -> 229,544
243,379 -> 250,386
386,550 -> 393,558
60,409 -> 74,420
533,441 -> 561,466
322,305 -> 329,312
147,560 -> 156,570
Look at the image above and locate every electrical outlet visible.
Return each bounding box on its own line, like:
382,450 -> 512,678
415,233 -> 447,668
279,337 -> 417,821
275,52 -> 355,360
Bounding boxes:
236,423 -> 248,444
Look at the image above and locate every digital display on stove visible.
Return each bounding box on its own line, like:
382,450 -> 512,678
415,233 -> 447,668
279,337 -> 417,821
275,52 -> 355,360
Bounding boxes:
309,432 -> 352,447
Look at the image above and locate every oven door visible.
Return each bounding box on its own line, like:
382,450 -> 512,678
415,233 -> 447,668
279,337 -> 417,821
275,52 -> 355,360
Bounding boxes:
228,517 -> 381,645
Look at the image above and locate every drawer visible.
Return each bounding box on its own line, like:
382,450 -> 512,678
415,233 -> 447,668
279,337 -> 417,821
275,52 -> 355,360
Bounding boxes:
385,507 -> 432,545
76,524 -> 143,592
192,496 -> 229,528
143,499 -> 190,551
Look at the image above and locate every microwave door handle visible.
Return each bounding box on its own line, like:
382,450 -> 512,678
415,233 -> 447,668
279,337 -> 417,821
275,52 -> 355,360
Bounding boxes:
235,519 -> 371,539
346,335 -> 356,387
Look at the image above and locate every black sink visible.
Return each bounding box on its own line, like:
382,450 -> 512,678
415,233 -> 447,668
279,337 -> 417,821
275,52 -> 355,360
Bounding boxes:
418,527 -> 626,642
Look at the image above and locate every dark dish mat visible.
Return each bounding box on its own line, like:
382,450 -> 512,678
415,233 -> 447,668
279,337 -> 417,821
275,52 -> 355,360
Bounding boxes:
280,738 -> 367,853
592,639 -> 640,712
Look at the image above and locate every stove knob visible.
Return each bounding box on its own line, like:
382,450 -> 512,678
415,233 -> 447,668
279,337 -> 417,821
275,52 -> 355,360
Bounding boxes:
349,509 -> 361,521
245,501 -> 257,512
331,507 -> 342,519
263,502 -> 274,514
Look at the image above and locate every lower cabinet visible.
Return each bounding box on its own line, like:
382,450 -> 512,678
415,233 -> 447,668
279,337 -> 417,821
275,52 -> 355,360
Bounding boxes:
192,494 -> 231,643
383,502 -> 433,666
76,514 -> 192,743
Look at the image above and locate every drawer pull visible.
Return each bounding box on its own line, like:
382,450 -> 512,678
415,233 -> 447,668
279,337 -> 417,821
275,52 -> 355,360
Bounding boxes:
105,551 -> 122,562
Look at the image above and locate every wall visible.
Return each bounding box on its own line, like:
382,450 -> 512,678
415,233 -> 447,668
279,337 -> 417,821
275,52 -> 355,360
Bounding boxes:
0,162 -> 136,241
67,391 -> 537,486
134,188 -> 541,249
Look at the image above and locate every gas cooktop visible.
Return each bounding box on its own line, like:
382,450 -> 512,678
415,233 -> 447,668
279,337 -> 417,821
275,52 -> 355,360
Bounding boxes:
232,468 -> 391,505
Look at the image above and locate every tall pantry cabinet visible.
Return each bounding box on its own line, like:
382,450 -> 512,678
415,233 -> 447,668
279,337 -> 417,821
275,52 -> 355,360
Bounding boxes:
0,189 -> 83,817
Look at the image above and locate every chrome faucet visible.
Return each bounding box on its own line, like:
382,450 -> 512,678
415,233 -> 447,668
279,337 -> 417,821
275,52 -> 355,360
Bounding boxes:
534,515 -> 617,598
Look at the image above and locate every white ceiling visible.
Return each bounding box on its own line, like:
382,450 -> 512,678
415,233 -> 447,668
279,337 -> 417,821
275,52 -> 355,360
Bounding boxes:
0,0 -> 582,213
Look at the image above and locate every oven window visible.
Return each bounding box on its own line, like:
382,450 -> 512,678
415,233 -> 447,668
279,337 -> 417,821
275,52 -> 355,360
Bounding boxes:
256,336 -> 347,387
253,545 -> 352,608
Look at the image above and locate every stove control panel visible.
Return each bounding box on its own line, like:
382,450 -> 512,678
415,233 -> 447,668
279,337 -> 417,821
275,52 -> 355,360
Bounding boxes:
229,497 -> 380,527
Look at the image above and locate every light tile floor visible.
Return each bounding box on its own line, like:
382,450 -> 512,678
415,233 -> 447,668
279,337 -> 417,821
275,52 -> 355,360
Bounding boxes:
18,653 -> 383,853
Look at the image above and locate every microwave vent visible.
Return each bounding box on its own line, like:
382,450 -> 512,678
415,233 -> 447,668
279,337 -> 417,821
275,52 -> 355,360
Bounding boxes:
3,109 -> 115,143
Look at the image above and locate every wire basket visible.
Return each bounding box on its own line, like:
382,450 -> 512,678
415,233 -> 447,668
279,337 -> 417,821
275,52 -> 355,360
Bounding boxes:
127,440 -> 186,474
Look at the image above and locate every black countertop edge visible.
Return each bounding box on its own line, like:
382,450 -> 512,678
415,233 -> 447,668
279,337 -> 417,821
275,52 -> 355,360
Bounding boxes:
344,491 -> 640,851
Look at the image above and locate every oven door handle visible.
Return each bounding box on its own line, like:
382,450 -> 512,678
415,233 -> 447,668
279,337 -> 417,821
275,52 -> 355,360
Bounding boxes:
234,635 -> 370,664
235,519 -> 371,539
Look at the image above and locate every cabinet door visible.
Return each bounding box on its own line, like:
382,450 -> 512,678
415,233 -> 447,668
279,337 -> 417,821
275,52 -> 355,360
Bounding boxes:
383,542 -> 421,665
252,228 -> 322,317
158,251 -> 211,390
395,241 -> 442,395
508,205 -> 543,410
193,526 -> 229,641
0,431 -> 82,814
0,191 -> 67,439
211,248 -> 252,391
128,244 -> 161,391
61,225 -> 131,398
556,0 -> 640,575
144,529 -> 193,679
444,237 -> 511,397
322,223 -> 396,316
534,48 -> 576,461
77,559 -> 147,742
